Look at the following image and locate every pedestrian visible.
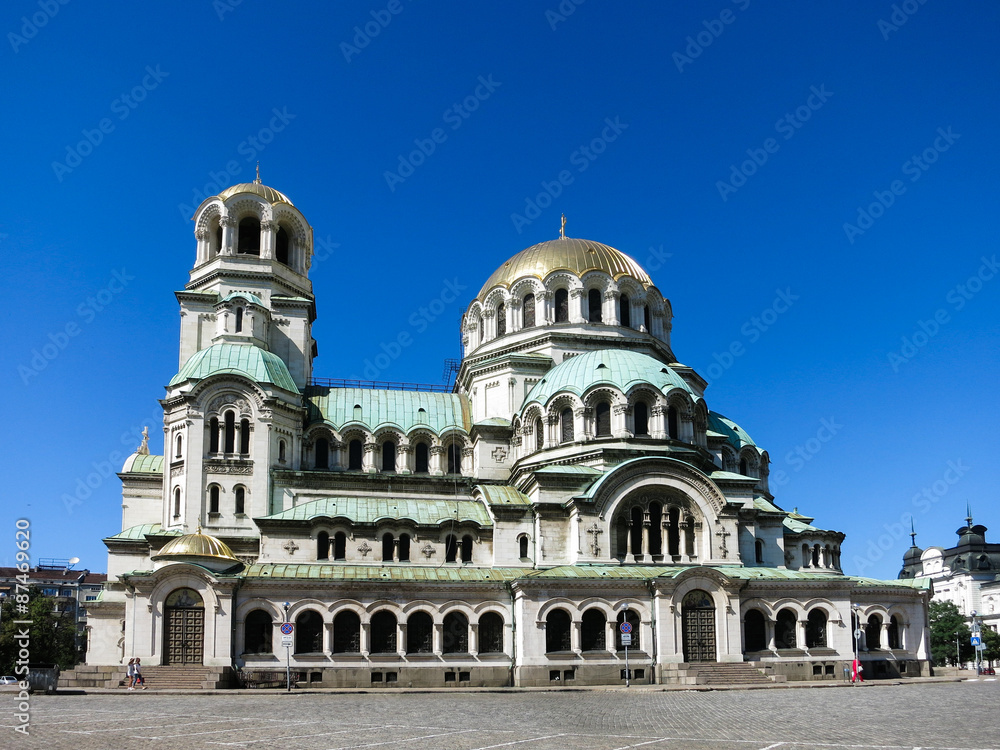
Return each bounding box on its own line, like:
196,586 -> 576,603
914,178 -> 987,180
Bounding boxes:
126,658 -> 135,690
134,658 -> 146,689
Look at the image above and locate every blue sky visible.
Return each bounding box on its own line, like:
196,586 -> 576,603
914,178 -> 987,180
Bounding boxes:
2,1 -> 997,580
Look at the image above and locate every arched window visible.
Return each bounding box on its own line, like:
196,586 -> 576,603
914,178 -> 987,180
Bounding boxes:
744,609 -> 766,652
175,434 -> 183,458
444,534 -> 457,563
461,534 -> 473,563
754,539 -> 764,565
545,609 -> 571,652
595,401 -> 611,437
224,411 -> 236,453
581,609 -> 606,651
866,615 -> 883,649
348,439 -> 362,470
555,288 -> 569,323
560,408 -> 574,443
619,293 -> 631,327
479,612 -> 504,653
811,545 -> 820,568
278,439 -> 286,462
315,438 -> 329,470
666,507 -> 680,557
237,217 -> 261,254
173,487 -> 181,517
634,402 -> 648,436
370,611 -> 397,654
234,486 -> 245,515
496,302 -> 506,336
244,609 -> 272,654
588,288 -> 603,322
443,612 -> 468,654
739,458 -> 748,475
209,417 -> 219,453
518,534 -> 529,559
398,533 -> 410,562
648,502 -> 662,556
213,223 -> 222,256
333,531 -> 346,560
414,442 -> 429,473
382,533 -> 394,562
447,443 -> 462,474
332,610 -> 360,653
353,404 -> 363,421
806,609 -> 827,648
381,441 -> 396,472
888,615 -> 902,649
235,306 -> 244,333
775,609 -> 797,649
239,419 -> 250,454
667,406 -> 679,440
616,610 -> 640,650
209,485 -> 220,514
295,610 -> 323,653
535,417 -> 544,450
317,531 -> 329,560
406,611 -> 433,654
275,226 -> 290,265
522,293 -> 535,328
644,304 -> 651,332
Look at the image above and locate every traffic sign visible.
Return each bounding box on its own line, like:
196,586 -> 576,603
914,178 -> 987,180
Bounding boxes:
620,633 -> 632,646
620,621 -> 633,634
280,622 -> 294,635
971,636 -> 982,646
281,635 -> 293,648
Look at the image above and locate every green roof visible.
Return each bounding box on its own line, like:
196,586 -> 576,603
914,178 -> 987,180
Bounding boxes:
535,464 -> 604,476
222,291 -> 265,306
259,496 -> 492,527
104,523 -> 183,541
783,516 -> 827,534
243,563 -> 521,582
305,388 -> 471,433
753,496 -> 786,514
476,485 -> 532,506
121,454 -> 164,474
169,343 -> 298,392
708,412 -> 757,449
523,350 -> 695,408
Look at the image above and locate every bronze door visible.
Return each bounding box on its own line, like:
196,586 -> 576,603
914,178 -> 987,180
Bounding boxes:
165,607 -> 204,664
682,606 -> 716,662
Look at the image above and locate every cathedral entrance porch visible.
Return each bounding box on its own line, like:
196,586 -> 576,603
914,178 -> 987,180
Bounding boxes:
164,588 -> 205,665
681,588 -> 717,662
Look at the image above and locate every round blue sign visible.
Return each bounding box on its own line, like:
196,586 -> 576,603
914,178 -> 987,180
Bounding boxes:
280,622 -> 294,635
620,622 -> 632,634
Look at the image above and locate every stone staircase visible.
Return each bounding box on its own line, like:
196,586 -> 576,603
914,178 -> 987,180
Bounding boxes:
687,662 -> 774,685
60,665 -> 235,690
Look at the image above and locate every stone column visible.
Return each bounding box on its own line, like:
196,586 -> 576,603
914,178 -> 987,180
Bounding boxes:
397,623 -> 407,657
604,290 -> 620,325
545,413 -> 559,448
433,622 -> 443,655
640,514 -> 650,560
260,219 -> 276,259
612,404 -> 629,438
538,290 -> 553,324
220,214 -> 235,254
482,309 -> 495,341
571,619 -> 581,654
649,405 -> 667,440
570,288 -> 586,323
469,623 -> 479,656
360,621 -> 371,656
429,445 -> 445,475
766,620 -> 776,651
398,444 -> 412,474
798,620 -> 808,650
508,297 -> 522,332
363,442 -> 378,473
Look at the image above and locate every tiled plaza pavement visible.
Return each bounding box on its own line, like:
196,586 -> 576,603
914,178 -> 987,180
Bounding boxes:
5,679 -> 998,750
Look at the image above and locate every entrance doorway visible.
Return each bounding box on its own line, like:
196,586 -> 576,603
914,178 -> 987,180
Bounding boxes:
164,588 -> 204,665
681,589 -> 716,662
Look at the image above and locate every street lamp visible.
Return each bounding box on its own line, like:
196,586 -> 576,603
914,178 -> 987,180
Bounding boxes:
283,602 -> 291,692
971,610 -> 981,676
851,604 -> 862,684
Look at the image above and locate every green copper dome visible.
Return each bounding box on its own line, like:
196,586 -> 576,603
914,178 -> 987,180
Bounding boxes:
169,343 -> 298,393
523,349 -> 693,408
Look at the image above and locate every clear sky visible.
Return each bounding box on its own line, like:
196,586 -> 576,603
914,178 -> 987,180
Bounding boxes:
3,1 -> 998,581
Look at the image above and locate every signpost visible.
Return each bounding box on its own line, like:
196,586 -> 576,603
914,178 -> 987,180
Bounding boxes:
620,608 -> 633,688
282,602 -> 293,692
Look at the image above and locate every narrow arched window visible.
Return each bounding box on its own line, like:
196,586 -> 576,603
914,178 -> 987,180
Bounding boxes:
888,615 -> 902,649
754,539 -> 764,564
461,534 -> 473,563
588,289 -> 603,322
619,293 -> 631,327
275,226 -> 290,265
237,217 -> 261,255
522,293 -> 535,328
278,439 -> 286,462
479,612 -> 504,653
382,533 -> 394,562
560,408 -> 574,443
235,306 -> 244,333
644,305 -> 651,332
348,439 -> 363,470
595,402 -> 611,437
535,417 -> 544,451
224,411 -> 236,453
209,417 -> 219,453
667,406 -> 679,440
353,404 -> 363,421
546,609 -> 572,652
173,487 -> 181,517
398,533 -> 410,562
447,443 -> 462,474
239,419 -> 250,454
235,486 -> 245,515
496,302 -> 506,336
333,532 -> 346,561
443,612 -> 468,654
744,610 -> 767,652
175,434 -> 183,459
519,535 -> 529,559
332,610 -> 361,653
581,609 -> 606,651
244,609 -> 272,654
555,288 -> 569,323
415,442 -> 429,473
295,610 -> 323,653
634,402 -> 648,436
381,441 -> 396,472
775,609 -> 797,649
806,609 -> 828,648
317,531 -> 330,560
866,615 -> 883,649
315,438 -> 329,470
445,534 -> 457,563
209,485 -> 220,514
370,611 -> 397,654
406,612 -> 433,654
739,458 -> 748,475
213,223 -> 222,256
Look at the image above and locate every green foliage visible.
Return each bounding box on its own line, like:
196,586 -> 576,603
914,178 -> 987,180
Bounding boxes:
0,590 -> 78,674
981,626 -> 1000,664
928,600 -> 972,666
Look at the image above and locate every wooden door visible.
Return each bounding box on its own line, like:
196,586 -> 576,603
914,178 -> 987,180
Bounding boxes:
165,607 -> 204,664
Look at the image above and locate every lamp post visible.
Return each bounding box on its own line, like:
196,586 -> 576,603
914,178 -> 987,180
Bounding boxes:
971,610 -> 981,676
851,604 -> 862,684
283,602 -> 291,692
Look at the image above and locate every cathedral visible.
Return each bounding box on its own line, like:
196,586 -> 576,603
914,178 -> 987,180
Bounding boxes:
81,178 -> 932,687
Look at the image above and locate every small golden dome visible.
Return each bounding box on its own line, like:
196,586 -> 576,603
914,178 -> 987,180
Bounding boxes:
153,530 -> 239,566
217,182 -> 294,207
478,237 -> 652,301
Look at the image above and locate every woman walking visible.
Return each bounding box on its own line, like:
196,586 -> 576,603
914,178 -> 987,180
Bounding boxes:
126,658 -> 135,690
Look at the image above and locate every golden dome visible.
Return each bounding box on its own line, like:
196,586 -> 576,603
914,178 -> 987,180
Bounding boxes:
217,182 -> 294,207
477,237 -> 652,300
152,530 -> 239,565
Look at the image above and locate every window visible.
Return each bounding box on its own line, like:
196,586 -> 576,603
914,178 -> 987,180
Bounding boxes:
461,534 -> 473,563
209,485 -> 220,514
406,611 -> 433,654
535,417 -> 544,450
224,411 -> 236,453
348,439 -> 363,470
398,533 -> 410,562
414,442 -> 429,473
560,408 -> 574,443
619,294 -> 631,327
616,610 -> 640,650
775,609 -> 797,649
806,609 -> 827,648
237,217 -> 261,254
479,612 -> 504,653
235,486 -> 245,515
381,441 -> 396,472
588,288 -> 602,322
244,609 -> 272,654
173,487 -> 181,517
278,439 -> 286,462
496,302 -> 506,336
382,533 -> 394,562
443,612 -> 468,654
744,609 -> 766,652
175,434 -> 183,458
522,293 -> 535,328
353,404 -> 363,421
295,610 -> 323,653
317,531 -> 329,560
447,443 -> 462,474
370,611 -> 397,653
445,534 -> 457,563
866,614 -> 883,649
209,417 -> 219,453
644,304 -> 651,332
235,306 -> 243,333
595,402 -> 611,437
240,419 -> 250,454
332,610 -> 360,653
754,539 -> 764,565
555,288 -> 569,323
739,458 -> 748,475
633,402 -> 648,436
333,531 -> 346,560
888,615 -> 902,649
581,609 -> 606,651
667,406 -> 679,440
315,438 -> 329,470
519,534 -> 529,559
546,609 -> 572,652
275,226 -> 290,265
213,223 -> 222,255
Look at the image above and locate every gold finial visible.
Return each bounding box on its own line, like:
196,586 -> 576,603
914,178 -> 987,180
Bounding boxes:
137,426 -> 149,455
559,213 -> 567,239
255,162 -> 261,184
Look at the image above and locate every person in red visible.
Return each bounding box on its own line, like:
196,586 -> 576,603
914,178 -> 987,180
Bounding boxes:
852,659 -> 864,683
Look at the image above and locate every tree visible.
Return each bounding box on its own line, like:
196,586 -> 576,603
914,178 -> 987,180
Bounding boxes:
0,591 -> 78,674
981,626 -> 1000,666
928,600 -> 972,667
